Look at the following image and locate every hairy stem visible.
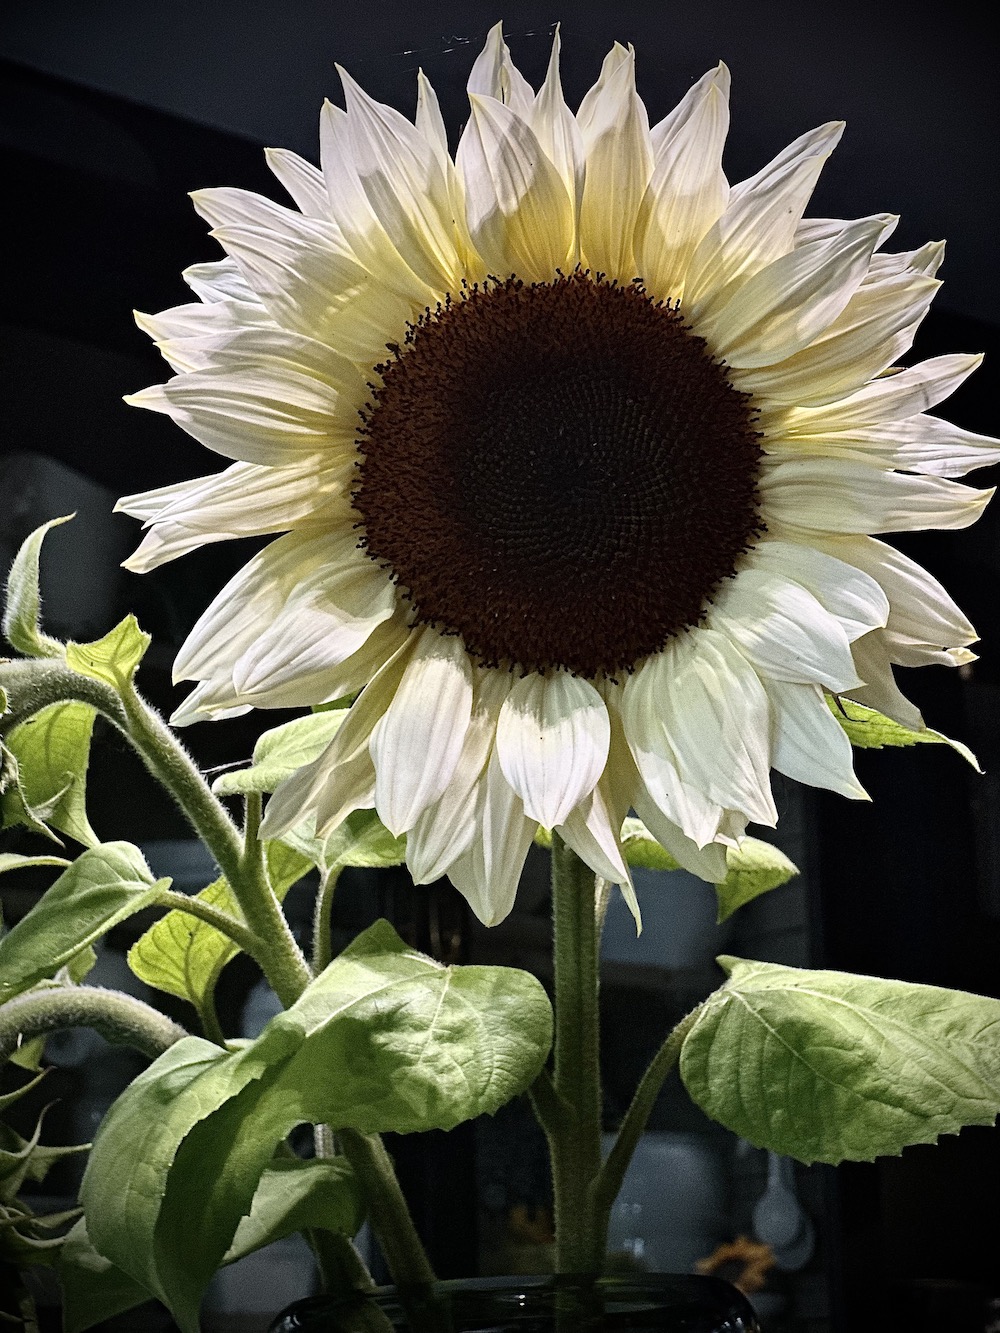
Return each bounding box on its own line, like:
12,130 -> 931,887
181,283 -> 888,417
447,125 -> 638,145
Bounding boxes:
546,834 -> 604,1274
0,986 -> 188,1063
312,866 -> 341,975
338,1130 -> 436,1287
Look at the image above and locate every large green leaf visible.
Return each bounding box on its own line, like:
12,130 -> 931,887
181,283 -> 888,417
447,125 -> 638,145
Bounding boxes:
829,696 -> 980,769
61,1157 -> 363,1333
224,1156 -> 364,1260
680,956 -> 1000,1164
0,700 -> 99,847
127,841 -> 312,1010
60,1218 -> 154,1333
66,614 -> 151,692
84,919 -> 552,1330
212,712 -> 347,797
0,842 -> 166,1000
616,818 -> 799,922
2,515 -> 72,659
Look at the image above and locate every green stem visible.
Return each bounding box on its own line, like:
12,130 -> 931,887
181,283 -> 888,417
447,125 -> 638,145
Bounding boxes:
547,834 -> 603,1275
154,887 -> 261,958
338,1130 -> 436,1287
312,866 -> 342,975
590,1007 -> 701,1254
0,986 -> 188,1063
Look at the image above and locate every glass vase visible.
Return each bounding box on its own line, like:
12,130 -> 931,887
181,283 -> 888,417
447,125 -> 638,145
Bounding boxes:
269,1273 -> 762,1332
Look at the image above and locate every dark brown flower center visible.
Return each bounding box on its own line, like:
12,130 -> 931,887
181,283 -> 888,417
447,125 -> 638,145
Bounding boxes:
354,271 -> 763,677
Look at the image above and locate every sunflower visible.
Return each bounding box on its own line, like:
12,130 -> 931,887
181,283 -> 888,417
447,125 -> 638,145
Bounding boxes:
118,24 -> 998,925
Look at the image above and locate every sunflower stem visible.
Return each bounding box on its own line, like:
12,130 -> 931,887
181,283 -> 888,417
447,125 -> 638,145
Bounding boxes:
546,833 -> 604,1275
0,986 -> 188,1063
337,1130 -> 437,1287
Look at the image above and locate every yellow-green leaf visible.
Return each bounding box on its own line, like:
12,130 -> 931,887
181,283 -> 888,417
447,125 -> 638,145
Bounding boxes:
66,614 -> 151,692
829,696 -> 980,769
0,701 -> 98,847
127,842 -> 312,1009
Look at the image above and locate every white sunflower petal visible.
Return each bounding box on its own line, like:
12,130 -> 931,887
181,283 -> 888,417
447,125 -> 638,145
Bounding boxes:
779,413 -> 1000,479
700,215 -> 887,368
169,679 -> 252,728
773,353 -> 983,435
467,22 -> 535,115
556,779 -> 632,887
265,146 -> 333,220
496,672 -> 610,829
318,100 -> 437,304
796,531 -> 977,651
371,629 -> 474,835
457,93 -> 574,283
732,271 -> 940,406
579,44 -> 655,282
709,568 -> 862,691
764,679 -> 868,799
232,542 -> 398,696
530,26 -> 585,254
844,631 -> 924,730
760,457 -> 994,533
173,530 -> 333,683
656,629 -> 777,826
445,749 -> 537,927
619,643 -> 727,846
746,539 -> 889,641
629,786 -> 729,882
633,63 -> 730,300
183,258 -> 260,305
405,670 -> 511,885
685,120 -> 844,316
338,66 -> 463,293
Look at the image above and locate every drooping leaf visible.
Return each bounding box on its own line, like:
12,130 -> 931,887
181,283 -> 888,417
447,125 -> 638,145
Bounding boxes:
60,1158 -> 363,1333
127,842 -> 312,1010
84,920 -> 552,1331
0,700 -> 99,846
617,818 -> 799,921
224,1156 -> 364,1261
60,1217 -> 156,1333
2,515 -> 73,659
212,712 -> 347,797
711,840 -> 800,923
681,956 -> 1000,1164
0,842 -> 166,1000
66,615 -> 151,692
829,696 -> 980,769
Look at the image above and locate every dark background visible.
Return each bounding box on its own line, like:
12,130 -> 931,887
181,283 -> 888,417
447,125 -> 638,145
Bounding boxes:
1,3 -> 998,1331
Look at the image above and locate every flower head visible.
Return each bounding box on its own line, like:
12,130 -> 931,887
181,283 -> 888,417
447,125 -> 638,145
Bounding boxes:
119,24 -> 998,924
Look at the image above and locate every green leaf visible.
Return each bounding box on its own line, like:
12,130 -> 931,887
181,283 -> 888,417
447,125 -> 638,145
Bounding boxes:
0,842 -> 165,1000
2,515 -> 73,659
680,957 -> 1000,1165
60,1217 -> 155,1333
212,712 -> 347,797
224,1157 -> 363,1262
829,696 -> 980,769
0,854 -> 72,875
322,808 -> 407,872
1,1110 -> 89,1201
712,840 -> 800,923
617,818 -> 798,921
0,1069 -> 47,1113
66,615 -> 151,692
60,1159 -> 363,1333
0,701 -> 99,847
7,1036 -> 46,1073
84,919 -> 552,1331
127,843 -> 312,1010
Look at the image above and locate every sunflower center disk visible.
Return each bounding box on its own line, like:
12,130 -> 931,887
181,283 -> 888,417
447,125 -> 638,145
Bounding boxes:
355,272 -> 763,678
